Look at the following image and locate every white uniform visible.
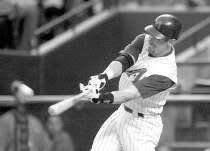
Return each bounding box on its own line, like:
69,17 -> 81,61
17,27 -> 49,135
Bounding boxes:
90,35 -> 177,151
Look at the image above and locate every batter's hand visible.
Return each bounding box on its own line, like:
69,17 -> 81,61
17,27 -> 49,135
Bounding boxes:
88,73 -> 108,92
79,83 -> 100,102
79,83 -> 113,104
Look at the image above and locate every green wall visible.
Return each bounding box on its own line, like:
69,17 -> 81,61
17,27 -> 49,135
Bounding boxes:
0,10 -> 210,94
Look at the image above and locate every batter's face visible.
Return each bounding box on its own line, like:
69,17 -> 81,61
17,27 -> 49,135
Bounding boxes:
147,35 -> 171,57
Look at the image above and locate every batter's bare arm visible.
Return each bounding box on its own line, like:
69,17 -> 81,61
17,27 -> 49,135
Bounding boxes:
111,85 -> 141,104
88,34 -> 145,92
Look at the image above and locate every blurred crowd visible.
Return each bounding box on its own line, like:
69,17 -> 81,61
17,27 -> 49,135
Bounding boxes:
0,108 -> 75,151
0,80 -> 75,151
0,0 -> 98,51
0,0 -> 209,51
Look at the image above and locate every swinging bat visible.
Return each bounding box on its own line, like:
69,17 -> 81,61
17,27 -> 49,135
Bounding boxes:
48,91 -> 89,116
48,77 -> 102,116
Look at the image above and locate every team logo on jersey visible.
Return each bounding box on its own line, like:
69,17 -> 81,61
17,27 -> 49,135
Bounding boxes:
126,68 -> 147,82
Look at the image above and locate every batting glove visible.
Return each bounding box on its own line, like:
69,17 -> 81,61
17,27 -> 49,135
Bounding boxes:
79,83 -> 100,101
79,83 -> 113,104
91,92 -> 114,104
88,73 -> 108,92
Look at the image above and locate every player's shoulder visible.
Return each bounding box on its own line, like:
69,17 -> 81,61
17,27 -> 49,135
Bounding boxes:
151,56 -> 177,71
149,60 -> 177,83
130,33 -> 146,48
134,33 -> 146,41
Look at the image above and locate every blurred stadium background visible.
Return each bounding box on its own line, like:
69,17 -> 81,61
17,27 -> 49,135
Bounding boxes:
1,0 -> 210,151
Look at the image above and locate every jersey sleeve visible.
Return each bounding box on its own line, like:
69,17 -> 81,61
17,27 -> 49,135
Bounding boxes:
133,74 -> 175,98
120,34 -> 145,63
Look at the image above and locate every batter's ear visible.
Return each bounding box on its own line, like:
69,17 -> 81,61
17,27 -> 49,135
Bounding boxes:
168,39 -> 176,45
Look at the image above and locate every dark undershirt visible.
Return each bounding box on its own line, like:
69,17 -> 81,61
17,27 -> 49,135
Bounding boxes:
119,34 -> 145,62
115,34 -> 145,71
133,74 -> 175,98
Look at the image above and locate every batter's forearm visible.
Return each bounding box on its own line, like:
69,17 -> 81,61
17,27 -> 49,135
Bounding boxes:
91,85 -> 141,104
103,61 -> 123,80
111,85 -> 141,104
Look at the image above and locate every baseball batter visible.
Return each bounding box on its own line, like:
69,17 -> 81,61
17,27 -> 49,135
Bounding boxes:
82,14 -> 182,151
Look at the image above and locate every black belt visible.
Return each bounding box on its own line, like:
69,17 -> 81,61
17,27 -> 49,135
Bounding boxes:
124,106 -> 144,118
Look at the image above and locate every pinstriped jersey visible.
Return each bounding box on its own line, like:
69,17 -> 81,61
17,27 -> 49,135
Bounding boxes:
119,35 -> 177,115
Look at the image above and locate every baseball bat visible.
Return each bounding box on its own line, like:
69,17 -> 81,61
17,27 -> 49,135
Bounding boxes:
48,91 -> 89,116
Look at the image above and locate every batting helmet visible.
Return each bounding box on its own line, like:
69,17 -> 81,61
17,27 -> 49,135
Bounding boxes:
144,14 -> 182,40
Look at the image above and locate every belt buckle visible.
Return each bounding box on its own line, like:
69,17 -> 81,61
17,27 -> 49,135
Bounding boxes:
138,112 -> 144,118
133,109 -> 144,118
